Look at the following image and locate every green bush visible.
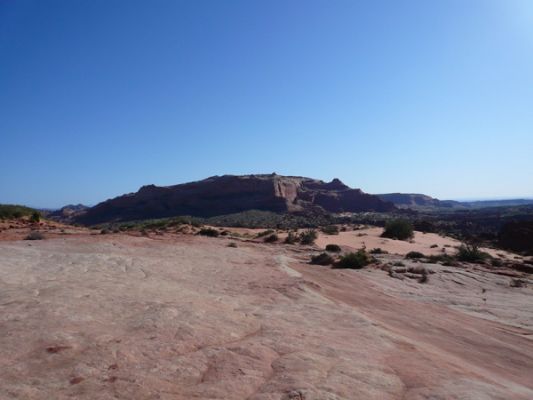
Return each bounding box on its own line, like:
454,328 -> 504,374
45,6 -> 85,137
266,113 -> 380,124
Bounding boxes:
257,229 -> 275,238
405,251 -> 425,259
456,243 -> 490,263
198,228 -> 220,237
310,252 -> 335,266
321,225 -> 339,235
381,219 -> 414,241
369,248 -> 387,254
334,249 -> 371,269
325,244 -> 342,253
299,229 -> 318,245
284,231 -> 299,244
263,233 -> 279,243
29,212 -> 41,223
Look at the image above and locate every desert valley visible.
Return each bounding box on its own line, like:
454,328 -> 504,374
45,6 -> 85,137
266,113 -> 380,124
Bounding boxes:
1,174 -> 532,399
3,2 -> 533,398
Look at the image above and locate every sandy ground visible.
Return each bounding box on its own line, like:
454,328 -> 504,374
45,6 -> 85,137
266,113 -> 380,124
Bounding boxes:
0,231 -> 532,399
313,227 -> 520,260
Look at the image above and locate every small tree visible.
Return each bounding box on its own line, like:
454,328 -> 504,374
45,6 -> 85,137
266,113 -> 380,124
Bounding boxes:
30,212 -> 41,223
381,219 -> 414,241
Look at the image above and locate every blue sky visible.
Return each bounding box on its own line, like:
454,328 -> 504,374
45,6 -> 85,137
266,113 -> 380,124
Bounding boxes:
1,0 -> 532,208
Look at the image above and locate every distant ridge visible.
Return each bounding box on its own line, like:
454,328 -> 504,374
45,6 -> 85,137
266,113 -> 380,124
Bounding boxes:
76,174 -> 394,225
377,193 -> 533,210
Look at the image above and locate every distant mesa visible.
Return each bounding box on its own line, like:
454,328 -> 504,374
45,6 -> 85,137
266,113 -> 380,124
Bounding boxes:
376,193 -> 460,209
377,193 -> 533,210
48,204 -> 89,223
75,174 -> 395,225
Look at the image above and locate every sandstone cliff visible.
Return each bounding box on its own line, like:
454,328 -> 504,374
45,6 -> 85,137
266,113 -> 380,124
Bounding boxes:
76,174 -> 394,225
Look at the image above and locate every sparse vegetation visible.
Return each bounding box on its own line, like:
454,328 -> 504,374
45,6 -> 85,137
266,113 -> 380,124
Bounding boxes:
198,228 -> 220,237
381,219 -> 414,241
284,231 -> 299,244
310,252 -> 335,266
393,261 -> 405,267
227,242 -> 238,248
456,243 -> 490,264
0,204 -> 38,220
325,244 -> 342,253
334,249 -> 371,269
426,254 -> 456,266
405,251 -> 425,259
25,231 -> 45,240
369,248 -> 387,254
29,212 -> 41,223
430,244 -> 438,248
299,229 -> 318,245
263,233 -> 279,243
257,229 -> 275,238
321,225 -> 339,235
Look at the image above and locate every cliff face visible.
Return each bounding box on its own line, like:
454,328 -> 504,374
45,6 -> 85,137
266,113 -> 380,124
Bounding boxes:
377,193 -> 460,209
76,174 -> 395,225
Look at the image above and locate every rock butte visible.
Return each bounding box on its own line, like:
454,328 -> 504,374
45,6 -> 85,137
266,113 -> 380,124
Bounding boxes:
75,174 -> 394,225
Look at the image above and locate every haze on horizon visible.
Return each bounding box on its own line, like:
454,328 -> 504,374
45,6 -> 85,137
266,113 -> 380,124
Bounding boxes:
1,0 -> 532,209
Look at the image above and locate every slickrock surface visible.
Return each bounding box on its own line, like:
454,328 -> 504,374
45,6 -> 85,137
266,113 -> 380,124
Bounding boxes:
0,233 -> 532,399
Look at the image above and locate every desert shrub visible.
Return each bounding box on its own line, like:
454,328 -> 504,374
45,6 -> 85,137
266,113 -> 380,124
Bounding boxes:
29,212 -> 41,223
299,229 -> 318,245
227,242 -> 238,248
198,228 -> 219,237
381,219 -> 414,241
405,251 -> 425,259
310,252 -> 335,266
100,228 -> 110,235
334,249 -> 371,269
426,254 -> 456,265
393,261 -> 405,267
456,243 -> 489,263
418,270 -> 429,283
369,247 -> 387,254
430,244 -> 438,248
263,233 -> 278,243
25,231 -> 44,240
284,231 -> 299,244
325,244 -> 342,253
321,225 -> 339,235
510,278 -> 526,288
257,229 -> 275,238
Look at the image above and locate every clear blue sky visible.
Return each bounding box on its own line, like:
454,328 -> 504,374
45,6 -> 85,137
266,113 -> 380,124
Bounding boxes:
1,0 -> 532,208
